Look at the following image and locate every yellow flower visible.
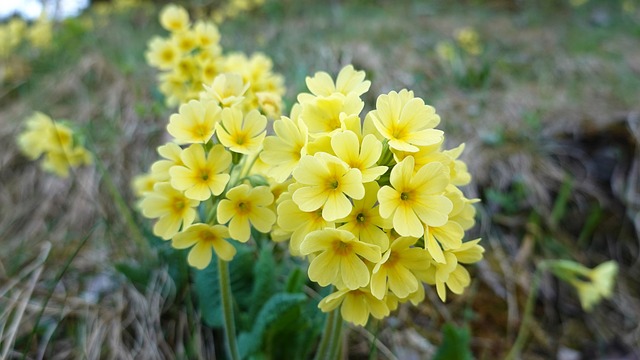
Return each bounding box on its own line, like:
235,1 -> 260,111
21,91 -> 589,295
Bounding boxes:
419,252 -> 469,302
292,153 -> 365,221
455,27 -> 482,56
27,15 -> 52,50
172,224 -> 236,269
169,144 -> 231,201
217,184 -> 276,242
215,108 -> 267,154
160,4 -> 190,32
300,228 -> 381,289
260,115 -> 308,182
171,29 -> 198,53
150,142 -> 184,181
299,93 -> 364,136
140,182 -> 199,240
368,90 -> 443,153
41,146 -> 93,178
167,100 -> 221,144
145,37 -> 179,70
318,287 -> 389,326
132,173 -> 157,198
331,131 -> 387,183
370,236 -> 430,299
338,182 -> 391,251
193,21 -> 220,48
435,41 -> 456,63
201,73 -> 249,108
277,185 -> 335,256
303,65 -> 371,98
378,156 -> 453,238
552,260 -> 618,312
443,143 -> 472,186
17,112 -> 59,160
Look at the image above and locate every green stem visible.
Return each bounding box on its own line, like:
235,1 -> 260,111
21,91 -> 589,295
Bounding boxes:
327,310 -> 344,360
506,262 -> 548,360
218,259 -> 240,360
315,308 -> 343,360
314,309 -> 336,360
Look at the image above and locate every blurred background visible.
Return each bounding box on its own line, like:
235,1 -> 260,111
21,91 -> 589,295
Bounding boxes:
1,0 -> 639,359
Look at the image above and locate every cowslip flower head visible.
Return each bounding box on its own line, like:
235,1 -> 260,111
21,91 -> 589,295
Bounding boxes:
370,236 -> 431,299
292,153 -> 365,221
378,156 -> 453,238
319,287 -> 390,327
172,224 -> 236,269
160,4 -> 190,32
169,144 -> 231,201
145,37 -> 179,70
368,90 -> 443,152
299,93 -> 364,136
193,20 -> 220,49
260,114 -> 308,182
300,228 -> 381,289
167,100 -> 221,144
201,73 -> 249,108
550,260 -> 618,312
331,131 -> 387,183
140,182 -> 199,240
215,108 -> 267,154
338,182 -> 392,251
217,184 -> 276,242
303,65 -> 371,99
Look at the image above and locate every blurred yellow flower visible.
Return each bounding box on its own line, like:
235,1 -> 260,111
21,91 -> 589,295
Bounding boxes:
160,4 -> 190,33
145,37 -> 179,70
202,73 -> 249,108
172,224 -> 236,269
455,27 -> 482,56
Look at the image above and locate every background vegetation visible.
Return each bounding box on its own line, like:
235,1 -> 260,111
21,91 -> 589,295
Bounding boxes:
1,0 -> 639,358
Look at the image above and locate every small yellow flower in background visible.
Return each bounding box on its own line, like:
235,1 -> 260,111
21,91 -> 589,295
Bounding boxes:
455,27 -> 482,56
319,287 -> 389,327
569,0 -> 588,7
140,182 -> 199,240
170,144 -> 231,201
215,108 -> 267,154
167,100 -> 221,144
27,14 -> 53,50
194,21 -> 221,48
172,224 -> 236,269
378,156 -> 453,238
371,236 -> 431,299
338,182 -> 391,251
202,73 -> 250,108
260,114 -> 308,182
160,4 -> 190,32
300,228 -> 381,290
132,173 -> 157,197
550,260 -> 618,312
331,131 -> 387,183
145,37 -> 179,70
368,90 -> 443,153
292,153 -> 365,221
217,184 -> 276,242
435,41 -> 456,63
17,112 -> 93,178
622,0 -> 636,14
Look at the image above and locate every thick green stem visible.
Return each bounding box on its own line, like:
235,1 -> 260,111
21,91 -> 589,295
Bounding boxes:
315,308 -> 343,360
218,259 -> 240,360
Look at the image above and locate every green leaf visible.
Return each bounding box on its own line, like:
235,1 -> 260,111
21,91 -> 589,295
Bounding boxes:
238,292 -> 306,359
433,323 -> 473,360
249,246 -> 277,320
194,246 -> 255,328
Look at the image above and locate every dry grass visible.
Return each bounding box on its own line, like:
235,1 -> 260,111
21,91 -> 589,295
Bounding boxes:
1,0 -> 639,358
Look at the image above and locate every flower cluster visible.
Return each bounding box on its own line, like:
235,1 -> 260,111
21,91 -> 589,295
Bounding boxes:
145,4 -> 284,116
136,64 -> 482,326
17,112 -> 93,177
0,15 -> 54,83
258,65 -> 484,326
135,73 -> 278,270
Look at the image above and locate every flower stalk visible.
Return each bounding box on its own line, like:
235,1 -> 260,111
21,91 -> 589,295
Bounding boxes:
218,259 -> 240,360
